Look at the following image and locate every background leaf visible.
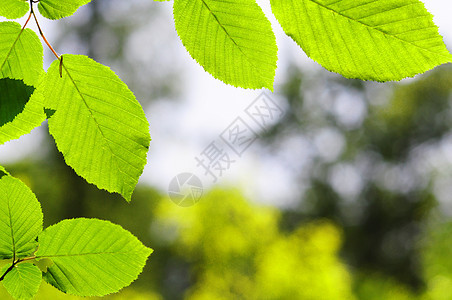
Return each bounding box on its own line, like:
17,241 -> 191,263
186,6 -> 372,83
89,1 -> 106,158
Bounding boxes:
270,0 -> 452,81
38,0 -> 91,20
173,0 -> 277,90
0,0 -> 29,20
1,263 -> 42,300
42,54 -> 150,201
36,218 -> 153,297
0,176 -> 43,260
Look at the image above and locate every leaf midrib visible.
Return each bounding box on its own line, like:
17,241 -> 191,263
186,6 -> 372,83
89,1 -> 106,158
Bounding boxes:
0,25 -> 25,75
61,62 -> 126,190
37,249 -> 147,258
199,0 -> 274,81
6,198 -> 15,259
307,0 -> 451,58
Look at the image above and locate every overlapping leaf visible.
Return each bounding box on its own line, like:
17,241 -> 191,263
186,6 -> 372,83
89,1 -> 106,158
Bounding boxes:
0,79 -> 33,127
0,22 -> 43,86
0,22 -> 46,145
0,175 -> 43,260
173,0 -> 277,90
38,0 -> 91,20
271,0 -> 452,81
0,80 -> 46,145
1,263 -> 42,300
36,218 -> 153,296
42,54 -> 150,201
0,165 -> 8,177
0,0 -> 29,20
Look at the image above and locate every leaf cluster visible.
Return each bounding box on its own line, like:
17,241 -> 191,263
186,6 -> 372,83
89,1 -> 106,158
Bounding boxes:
1,1 -> 153,298
1,0 -> 150,201
0,171 -> 152,300
170,0 -> 452,89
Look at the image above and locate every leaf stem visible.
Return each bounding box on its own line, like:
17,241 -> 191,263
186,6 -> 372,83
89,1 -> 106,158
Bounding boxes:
20,256 -> 37,263
0,256 -> 37,281
0,263 -> 14,281
22,11 -> 33,30
0,10 -> 33,71
29,0 -> 60,60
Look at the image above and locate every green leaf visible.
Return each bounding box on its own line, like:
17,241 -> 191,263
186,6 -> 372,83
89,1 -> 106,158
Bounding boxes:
36,218 -> 153,297
42,54 -> 150,201
173,0 -> 277,90
0,79 -> 46,145
0,176 -> 43,260
0,0 -> 29,20
34,258 -> 53,273
0,165 -> 8,178
0,22 -> 44,86
0,22 -> 47,145
0,79 -> 33,127
38,0 -> 91,20
270,0 -> 452,81
1,263 -> 42,300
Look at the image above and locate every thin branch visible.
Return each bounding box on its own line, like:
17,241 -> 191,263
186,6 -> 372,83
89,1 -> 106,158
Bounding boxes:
0,263 -> 14,282
30,1 -> 60,60
0,256 -> 37,282
22,11 -> 33,30
18,256 -> 37,263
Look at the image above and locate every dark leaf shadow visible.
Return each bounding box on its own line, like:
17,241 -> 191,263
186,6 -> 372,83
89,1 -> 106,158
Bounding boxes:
0,78 -> 35,127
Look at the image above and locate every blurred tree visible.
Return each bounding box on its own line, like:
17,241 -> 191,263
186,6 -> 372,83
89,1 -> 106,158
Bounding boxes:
261,65 -> 452,292
154,189 -> 356,300
420,220 -> 452,300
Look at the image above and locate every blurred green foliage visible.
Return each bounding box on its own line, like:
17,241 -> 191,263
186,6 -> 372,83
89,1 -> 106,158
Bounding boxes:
155,189 -> 355,300
263,64 -> 452,291
421,221 -> 452,300
0,174 -> 451,299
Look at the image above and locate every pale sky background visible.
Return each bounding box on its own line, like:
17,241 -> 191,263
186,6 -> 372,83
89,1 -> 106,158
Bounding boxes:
0,1 -> 451,206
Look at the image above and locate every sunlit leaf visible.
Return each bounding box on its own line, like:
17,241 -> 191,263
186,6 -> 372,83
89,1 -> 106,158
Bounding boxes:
42,54 -> 150,201
38,0 -> 91,20
36,218 -> 153,297
173,0 -> 277,90
0,22 -> 44,86
0,0 -> 29,20
0,79 -> 46,145
33,258 -> 53,273
271,0 -> 452,81
0,22 -> 46,145
0,79 -> 33,127
0,176 -> 43,260
1,263 -> 42,300
0,165 -> 8,178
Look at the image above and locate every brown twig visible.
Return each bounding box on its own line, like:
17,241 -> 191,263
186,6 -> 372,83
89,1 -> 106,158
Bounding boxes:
30,0 -> 60,60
